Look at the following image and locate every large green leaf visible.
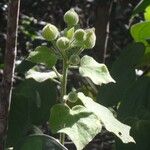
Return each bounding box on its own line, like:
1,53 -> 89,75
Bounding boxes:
7,79 -> 57,147
79,55 -> 115,85
116,119 -> 150,150
50,104 -> 102,150
27,46 -> 57,68
116,76 -> 150,150
78,92 -> 135,144
97,43 -> 145,106
25,69 -> 57,82
118,77 -> 150,119
132,0 -> 150,15
14,134 -> 67,150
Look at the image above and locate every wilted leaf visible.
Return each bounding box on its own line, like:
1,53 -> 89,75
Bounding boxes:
78,92 -> 135,144
79,55 -> 115,85
27,46 -> 57,68
50,104 -> 102,150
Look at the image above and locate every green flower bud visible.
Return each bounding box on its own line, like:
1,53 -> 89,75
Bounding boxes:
68,91 -> 78,103
84,28 -> 96,49
64,9 -> 79,26
69,54 -> 80,65
56,37 -> 70,50
42,24 -> 59,41
74,29 -> 86,42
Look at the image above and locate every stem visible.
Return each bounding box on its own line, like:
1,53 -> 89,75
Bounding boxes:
60,59 -> 68,103
60,58 -> 68,145
52,66 -> 62,79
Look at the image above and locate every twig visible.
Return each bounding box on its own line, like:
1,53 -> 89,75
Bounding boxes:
103,0 -> 114,63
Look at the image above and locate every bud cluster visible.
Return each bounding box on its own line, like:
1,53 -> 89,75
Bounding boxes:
41,9 -> 96,64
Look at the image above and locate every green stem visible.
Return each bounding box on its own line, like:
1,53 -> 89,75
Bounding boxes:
61,59 -> 68,103
60,58 -> 68,145
52,66 -> 62,79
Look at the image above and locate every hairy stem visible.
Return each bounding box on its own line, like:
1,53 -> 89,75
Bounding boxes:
60,58 -> 68,145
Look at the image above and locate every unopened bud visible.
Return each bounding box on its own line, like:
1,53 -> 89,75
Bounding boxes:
68,91 -> 78,103
69,54 -> 80,65
64,9 -> 79,26
84,28 -> 96,49
74,29 -> 86,42
42,24 -> 59,41
56,37 -> 70,50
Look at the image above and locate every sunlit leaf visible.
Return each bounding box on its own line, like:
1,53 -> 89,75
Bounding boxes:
66,27 -> 74,39
144,5 -> 150,21
50,104 -> 102,150
79,55 -> 115,85
25,69 -> 57,82
131,21 -> 150,43
78,92 -> 135,144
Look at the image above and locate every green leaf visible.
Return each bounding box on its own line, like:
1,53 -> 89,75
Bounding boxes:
27,46 -> 57,68
79,55 -> 115,85
133,0 -> 150,15
14,134 -> 67,150
97,43 -> 145,106
116,77 -> 150,150
50,104 -> 102,150
144,5 -> 150,21
131,21 -> 150,43
25,69 -> 57,82
78,92 -> 135,144
7,79 -> 57,147
66,27 -> 74,39
130,22 -> 150,65
16,60 -> 36,75
116,119 -> 150,150
118,77 -> 150,120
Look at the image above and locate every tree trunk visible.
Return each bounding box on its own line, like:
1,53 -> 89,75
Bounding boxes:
94,1 -> 112,62
0,0 -> 20,149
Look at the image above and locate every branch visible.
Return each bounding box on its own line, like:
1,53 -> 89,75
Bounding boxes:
103,0 -> 114,63
0,0 -> 20,149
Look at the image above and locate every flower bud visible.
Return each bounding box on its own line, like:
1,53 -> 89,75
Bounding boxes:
69,54 -> 80,65
64,9 -> 79,26
74,29 -> 86,42
42,24 -> 59,41
68,91 -> 78,103
84,28 -> 96,49
56,37 -> 70,50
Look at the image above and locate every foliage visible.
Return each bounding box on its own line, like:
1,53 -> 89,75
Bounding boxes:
6,9 -> 135,150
